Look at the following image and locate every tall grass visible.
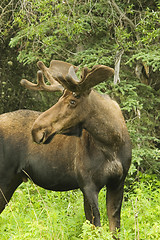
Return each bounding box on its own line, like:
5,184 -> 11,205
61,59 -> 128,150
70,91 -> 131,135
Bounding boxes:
0,174 -> 159,239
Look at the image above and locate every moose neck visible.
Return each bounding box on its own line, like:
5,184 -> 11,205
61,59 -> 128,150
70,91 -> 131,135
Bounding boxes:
83,90 -> 125,152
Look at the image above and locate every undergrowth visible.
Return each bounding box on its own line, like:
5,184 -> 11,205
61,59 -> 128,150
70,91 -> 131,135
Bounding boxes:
0,174 -> 159,239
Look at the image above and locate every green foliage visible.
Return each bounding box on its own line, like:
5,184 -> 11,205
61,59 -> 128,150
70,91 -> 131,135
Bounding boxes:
136,7 -> 160,45
8,0 -> 115,65
122,174 -> 160,240
0,174 -> 159,239
80,221 -> 113,240
125,5 -> 160,71
0,182 -> 84,240
127,49 -> 160,71
5,0 -> 160,77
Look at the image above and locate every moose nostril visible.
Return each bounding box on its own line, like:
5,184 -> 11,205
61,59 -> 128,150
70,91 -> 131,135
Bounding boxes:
39,132 -> 45,143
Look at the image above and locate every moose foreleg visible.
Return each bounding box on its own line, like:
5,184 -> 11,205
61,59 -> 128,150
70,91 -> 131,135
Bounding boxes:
83,184 -> 101,227
106,183 -> 124,239
0,175 -> 22,214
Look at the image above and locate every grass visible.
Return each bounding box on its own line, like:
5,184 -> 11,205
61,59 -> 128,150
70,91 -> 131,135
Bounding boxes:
0,174 -> 159,239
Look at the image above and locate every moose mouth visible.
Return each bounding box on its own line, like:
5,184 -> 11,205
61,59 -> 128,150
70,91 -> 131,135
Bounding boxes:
43,132 -> 57,144
32,129 -> 57,145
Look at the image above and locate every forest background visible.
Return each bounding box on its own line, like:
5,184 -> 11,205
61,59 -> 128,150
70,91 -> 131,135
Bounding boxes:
0,0 -> 160,239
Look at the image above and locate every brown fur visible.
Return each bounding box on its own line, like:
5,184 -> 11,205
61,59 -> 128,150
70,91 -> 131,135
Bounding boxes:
31,89 -> 132,237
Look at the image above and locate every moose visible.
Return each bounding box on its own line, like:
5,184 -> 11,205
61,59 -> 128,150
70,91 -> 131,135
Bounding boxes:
0,60 -> 131,237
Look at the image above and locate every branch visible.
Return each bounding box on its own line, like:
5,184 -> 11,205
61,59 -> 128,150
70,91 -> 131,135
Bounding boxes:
0,0 -> 13,20
110,0 -> 151,85
110,0 -> 142,46
114,49 -> 124,84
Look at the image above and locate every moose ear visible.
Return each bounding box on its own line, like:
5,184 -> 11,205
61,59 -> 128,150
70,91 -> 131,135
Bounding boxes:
80,65 -> 114,90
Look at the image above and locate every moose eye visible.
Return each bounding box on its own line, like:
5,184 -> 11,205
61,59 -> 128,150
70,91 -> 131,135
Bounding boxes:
69,99 -> 76,106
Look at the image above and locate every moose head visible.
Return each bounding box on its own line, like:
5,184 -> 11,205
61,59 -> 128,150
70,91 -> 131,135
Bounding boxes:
21,60 -> 114,144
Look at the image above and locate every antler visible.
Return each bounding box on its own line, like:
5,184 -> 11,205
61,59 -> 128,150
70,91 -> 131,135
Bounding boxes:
20,60 -> 78,92
37,60 -> 78,81
21,70 -> 64,92
21,60 -> 114,93
54,64 -> 114,93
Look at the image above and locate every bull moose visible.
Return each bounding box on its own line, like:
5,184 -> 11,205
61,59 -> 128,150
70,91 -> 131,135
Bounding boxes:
0,60 -> 131,238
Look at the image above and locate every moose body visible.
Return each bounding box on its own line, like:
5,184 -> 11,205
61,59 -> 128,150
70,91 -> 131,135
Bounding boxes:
0,60 -> 131,237
0,110 -> 80,193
